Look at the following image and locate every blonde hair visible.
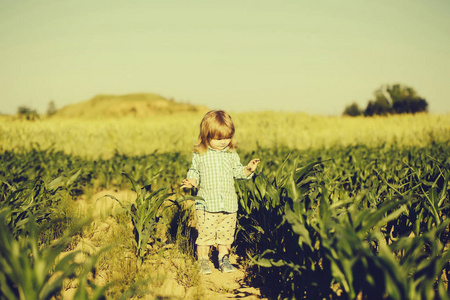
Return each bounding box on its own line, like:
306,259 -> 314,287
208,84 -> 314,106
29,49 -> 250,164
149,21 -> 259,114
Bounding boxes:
194,110 -> 238,154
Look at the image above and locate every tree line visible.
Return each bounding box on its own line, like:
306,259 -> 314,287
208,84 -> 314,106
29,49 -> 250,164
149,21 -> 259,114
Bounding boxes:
10,101 -> 57,120
343,83 -> 428,117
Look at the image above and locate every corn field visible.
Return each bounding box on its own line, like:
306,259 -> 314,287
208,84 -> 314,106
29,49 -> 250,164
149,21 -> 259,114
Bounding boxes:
0,112 -> 449,299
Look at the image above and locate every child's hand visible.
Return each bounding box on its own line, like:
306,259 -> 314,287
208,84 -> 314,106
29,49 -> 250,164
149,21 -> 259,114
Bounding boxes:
246,158 -> 260,173
181,178 -> 197,189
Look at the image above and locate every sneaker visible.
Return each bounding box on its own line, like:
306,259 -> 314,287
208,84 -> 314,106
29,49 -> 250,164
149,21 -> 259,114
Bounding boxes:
219,255 -> 235,273
198,258 -> 212,275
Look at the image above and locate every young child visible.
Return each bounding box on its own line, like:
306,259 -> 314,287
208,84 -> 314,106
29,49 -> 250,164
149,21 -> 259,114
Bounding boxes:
181,110 -> 260,274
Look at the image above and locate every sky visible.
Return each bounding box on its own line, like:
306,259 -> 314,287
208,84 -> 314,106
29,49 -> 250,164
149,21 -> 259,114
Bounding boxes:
1,0 -> 449,116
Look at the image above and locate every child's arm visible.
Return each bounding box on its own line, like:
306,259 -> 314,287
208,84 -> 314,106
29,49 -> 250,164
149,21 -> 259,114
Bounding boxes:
244,158 -> 260,177
182,152 -> 200,189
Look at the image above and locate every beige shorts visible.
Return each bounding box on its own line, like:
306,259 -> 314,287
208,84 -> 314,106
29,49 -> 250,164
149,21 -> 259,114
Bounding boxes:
195,210 -> 237,246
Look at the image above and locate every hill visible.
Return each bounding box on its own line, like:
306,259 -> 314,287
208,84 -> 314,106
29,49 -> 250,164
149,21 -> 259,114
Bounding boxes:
53,93 -> 209,118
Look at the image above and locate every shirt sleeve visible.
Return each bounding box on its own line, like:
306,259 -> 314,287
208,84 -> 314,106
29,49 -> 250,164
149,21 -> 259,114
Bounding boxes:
232,152 -> 253,179
186,152 -> 200,184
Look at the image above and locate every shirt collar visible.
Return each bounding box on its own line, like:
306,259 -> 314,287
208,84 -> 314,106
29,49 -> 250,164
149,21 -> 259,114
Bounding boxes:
208,146 -> 229,152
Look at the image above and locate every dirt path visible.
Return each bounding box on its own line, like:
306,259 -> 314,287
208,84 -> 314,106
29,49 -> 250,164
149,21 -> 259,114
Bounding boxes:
152,253 -> 266,299
199,255 -> 264,299
68,190 -> 267,299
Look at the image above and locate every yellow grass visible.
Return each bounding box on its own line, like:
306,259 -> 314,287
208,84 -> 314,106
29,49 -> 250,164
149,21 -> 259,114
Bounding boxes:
1,112 -> 449,159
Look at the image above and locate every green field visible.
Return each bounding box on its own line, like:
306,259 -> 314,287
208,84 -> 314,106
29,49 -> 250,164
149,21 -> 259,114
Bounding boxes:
1,112 -> 449,299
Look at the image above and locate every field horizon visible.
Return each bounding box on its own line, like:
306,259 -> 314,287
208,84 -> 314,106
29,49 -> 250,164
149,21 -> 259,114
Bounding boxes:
1,111 -> 449,159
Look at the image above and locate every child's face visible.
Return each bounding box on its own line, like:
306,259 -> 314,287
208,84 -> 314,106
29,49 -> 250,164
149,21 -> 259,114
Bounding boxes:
209,138 -> 231,151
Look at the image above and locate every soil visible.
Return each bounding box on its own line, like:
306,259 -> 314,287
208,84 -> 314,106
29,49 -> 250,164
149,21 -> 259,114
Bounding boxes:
60,190 -> 268,299
157,254 -> 265,299
195,256 -> 264,299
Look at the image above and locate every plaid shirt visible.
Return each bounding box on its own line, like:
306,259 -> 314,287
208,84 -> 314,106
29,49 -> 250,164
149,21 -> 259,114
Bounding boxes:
186,147 -> 252,213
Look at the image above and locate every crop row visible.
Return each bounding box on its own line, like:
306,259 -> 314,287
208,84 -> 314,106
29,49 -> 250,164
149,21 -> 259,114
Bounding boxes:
1,142 -> 449,299
236,142 -> 450,299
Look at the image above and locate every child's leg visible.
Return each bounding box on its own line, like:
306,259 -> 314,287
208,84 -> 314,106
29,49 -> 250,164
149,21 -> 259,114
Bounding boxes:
216,212 -> 237,272
197,245 -> 210,259
196,244 -> 212,274
216,212 -> 237,256
195,209 -> 214,274
218,244 -> 231,260
195,209 -> 214,259
218,243 -> 235,272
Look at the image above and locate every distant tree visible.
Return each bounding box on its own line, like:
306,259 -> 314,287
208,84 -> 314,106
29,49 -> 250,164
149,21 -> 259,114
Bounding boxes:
363,84 -> 428,116
17,106 -> 39,121
392,97 -> 428,114
364,98 -> 392,116
384,84 -> 417,103
47,101 -> 57,117
343,102 -> 362,116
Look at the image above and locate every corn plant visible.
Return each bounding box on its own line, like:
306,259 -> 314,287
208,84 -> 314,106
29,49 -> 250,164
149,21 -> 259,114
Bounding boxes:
236,145 -> 450,299
236,154 -> 323,252
103,172 -> 175,266
235,155 -> 327,296
0,169 -> 81,239
0,209 -> 109,299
